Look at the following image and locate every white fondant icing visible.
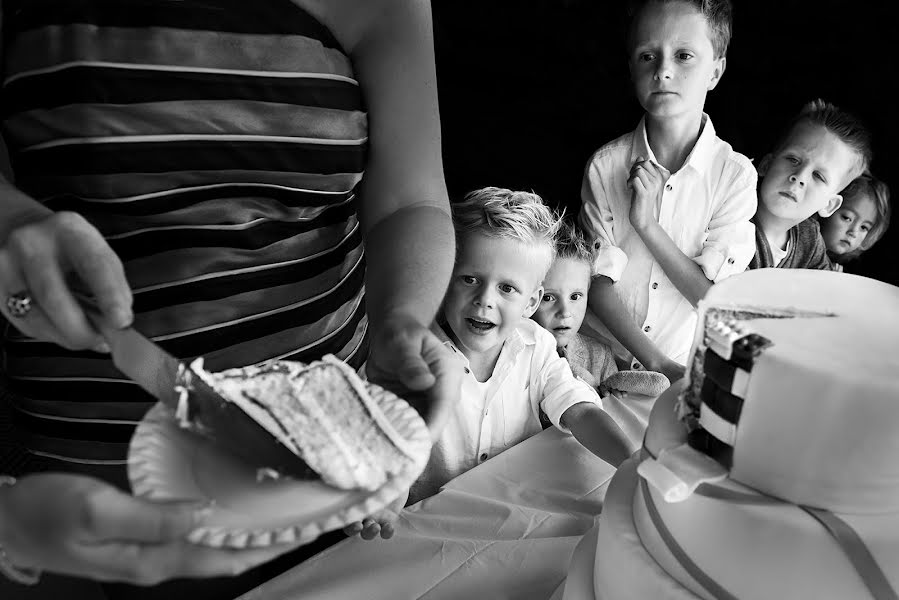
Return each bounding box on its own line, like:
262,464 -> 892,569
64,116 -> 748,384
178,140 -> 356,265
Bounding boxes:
687,270 -> 899,512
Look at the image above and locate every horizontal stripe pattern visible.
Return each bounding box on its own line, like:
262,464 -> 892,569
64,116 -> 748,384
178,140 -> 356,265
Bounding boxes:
1,0 -> 370,473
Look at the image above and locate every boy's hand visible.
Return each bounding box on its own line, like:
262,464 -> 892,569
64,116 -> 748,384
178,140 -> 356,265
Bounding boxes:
627,158 -> 665,231
366,313 -> 462,441
342,493 -> 407,541
656,357 -> 686,384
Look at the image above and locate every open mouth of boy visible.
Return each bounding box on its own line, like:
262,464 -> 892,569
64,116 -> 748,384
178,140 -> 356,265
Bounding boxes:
466,317 -> 496,334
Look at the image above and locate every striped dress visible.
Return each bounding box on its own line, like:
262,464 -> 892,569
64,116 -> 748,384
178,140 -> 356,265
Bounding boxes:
1,0 -> 369,486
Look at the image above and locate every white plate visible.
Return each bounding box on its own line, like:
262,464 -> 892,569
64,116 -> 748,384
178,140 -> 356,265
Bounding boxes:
127,391 -> 431,549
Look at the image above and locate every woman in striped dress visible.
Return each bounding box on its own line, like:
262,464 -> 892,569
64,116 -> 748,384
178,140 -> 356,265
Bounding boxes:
0,0 -> 457,592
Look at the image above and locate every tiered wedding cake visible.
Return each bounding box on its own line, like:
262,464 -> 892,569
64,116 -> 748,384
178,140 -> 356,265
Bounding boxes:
564,269 -> 899,600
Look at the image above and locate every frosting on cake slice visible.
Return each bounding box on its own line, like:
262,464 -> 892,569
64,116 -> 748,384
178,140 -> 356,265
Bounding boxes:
191,354 -> 429,491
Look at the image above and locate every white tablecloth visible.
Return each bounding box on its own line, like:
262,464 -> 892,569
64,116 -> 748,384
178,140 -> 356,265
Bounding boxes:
238,427 -> 617,600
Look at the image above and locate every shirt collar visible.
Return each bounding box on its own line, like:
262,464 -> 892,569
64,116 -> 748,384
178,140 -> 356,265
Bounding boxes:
630,113 -> 717,175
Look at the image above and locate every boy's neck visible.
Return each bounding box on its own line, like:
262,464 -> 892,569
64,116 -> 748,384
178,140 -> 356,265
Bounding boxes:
466,345 -> 503,383
754,207 -> 795,251
440,321 -> 505,383
644,111 -> 704,173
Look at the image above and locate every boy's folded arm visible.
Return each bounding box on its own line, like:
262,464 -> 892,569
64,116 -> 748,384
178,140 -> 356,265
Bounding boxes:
693,169 -> 759,282
586,276 -> 676,376
561,401 -> 634,467
635,221 -> 712,307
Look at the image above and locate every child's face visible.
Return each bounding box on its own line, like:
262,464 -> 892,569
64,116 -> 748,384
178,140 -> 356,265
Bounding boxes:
820,192 -> 878,255
442,232 -> 547,362
628,1 -> 725,122
532,257 -> 591,350
758,121 -> 857,226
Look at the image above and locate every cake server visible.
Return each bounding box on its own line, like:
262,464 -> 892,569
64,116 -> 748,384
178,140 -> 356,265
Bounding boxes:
77,295 -> 313,478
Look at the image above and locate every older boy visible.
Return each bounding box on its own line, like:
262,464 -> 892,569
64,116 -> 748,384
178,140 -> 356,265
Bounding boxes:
749,100 -> 872,269
409,188 -> 633,504
579,0 -> 756,382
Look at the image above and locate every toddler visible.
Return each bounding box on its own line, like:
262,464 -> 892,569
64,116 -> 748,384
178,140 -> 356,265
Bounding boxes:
819,173 -> 891,271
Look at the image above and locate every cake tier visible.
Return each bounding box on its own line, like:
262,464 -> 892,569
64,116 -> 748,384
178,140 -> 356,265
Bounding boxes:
683,270 -> 899,512
590,459 -> 699,600
635,459 -> 899,600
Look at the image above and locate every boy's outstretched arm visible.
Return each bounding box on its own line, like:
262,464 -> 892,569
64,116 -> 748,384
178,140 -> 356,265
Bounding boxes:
629,160 -> 712,306
561,401 -> 634,467
587,276 -> 685,383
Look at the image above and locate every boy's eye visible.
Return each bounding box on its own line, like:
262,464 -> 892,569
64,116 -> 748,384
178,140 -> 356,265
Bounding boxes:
677,52 -> 694,61
542,293 -> 555,303
840,214 -> 852,222
461,275 -> 478,285
499,284 -> 516,294
860,224 -> 871,232
638,52 -> 655,62
785,156 -> 800,165
813,172 -> 826,184
570,292 -> 584,301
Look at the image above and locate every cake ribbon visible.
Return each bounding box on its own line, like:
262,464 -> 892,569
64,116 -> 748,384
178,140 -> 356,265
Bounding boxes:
637,444 -> 727,503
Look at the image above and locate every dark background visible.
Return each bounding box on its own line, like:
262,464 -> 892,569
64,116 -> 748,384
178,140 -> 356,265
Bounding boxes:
432,0 -> 898,286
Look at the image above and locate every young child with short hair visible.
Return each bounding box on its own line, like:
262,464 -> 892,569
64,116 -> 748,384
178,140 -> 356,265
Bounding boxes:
579,0 -> 757,384
409,187 -> 633,504
532,220 -> 670,445
749,99 -> 873,270
819,173 -> 891,271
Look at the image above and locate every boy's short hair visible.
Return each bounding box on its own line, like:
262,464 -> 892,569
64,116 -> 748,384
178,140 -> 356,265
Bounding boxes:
626,0 -> 733,59
833,173 -> 892,262
774,99 -> 873,187
555,220 -> 597,276
452,187 -> 562,272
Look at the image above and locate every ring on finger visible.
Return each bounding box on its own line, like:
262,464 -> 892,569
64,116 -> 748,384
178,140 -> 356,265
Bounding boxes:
6,291 -> 34,319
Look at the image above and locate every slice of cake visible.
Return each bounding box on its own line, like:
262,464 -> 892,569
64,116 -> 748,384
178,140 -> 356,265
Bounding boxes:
181,355 -> 431,492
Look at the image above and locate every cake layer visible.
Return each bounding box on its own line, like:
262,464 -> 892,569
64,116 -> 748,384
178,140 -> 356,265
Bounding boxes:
682,270 -> 899,512
591,459 -> 700,600
634,464 -> 899,600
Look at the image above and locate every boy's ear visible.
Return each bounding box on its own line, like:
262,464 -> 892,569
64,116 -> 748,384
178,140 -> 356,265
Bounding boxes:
757,154 -> 772,177
818,194 -> 843,218
707,56 -> 726,91
523,285 -> 544,319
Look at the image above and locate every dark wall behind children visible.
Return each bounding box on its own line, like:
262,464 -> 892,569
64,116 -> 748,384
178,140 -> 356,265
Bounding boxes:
433,0 -> 898,286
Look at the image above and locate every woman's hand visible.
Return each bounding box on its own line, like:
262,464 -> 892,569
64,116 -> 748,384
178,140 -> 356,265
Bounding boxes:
0,211 -> 133,350
366,314 -> 463,441
0,474 -> 291,585
342,491 -> 408,541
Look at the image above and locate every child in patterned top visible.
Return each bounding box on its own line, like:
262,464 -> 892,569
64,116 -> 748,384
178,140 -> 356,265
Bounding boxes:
533,220 -> 669,446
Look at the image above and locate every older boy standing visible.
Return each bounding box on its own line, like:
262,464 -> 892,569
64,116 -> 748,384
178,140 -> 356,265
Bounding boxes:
579,0 -> 756,382
749,100 -> 872,270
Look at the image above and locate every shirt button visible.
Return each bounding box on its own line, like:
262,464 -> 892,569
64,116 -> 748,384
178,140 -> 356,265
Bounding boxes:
644,325 -> 651,332
633,362 -> 641,369
479,453 -> 488,461
727,257 -> 735,264
665,184 -> 673,191
464,367 -> 470,374
651,282 -> 658,289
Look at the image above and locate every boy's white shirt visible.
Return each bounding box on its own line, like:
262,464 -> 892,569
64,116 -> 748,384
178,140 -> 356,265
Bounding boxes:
409,319 -> 602,503
578,113 -> 757,367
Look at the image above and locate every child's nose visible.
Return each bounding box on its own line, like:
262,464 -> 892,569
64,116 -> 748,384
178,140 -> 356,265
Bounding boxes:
654,57 -> 673,80
473,287 -> 495,308
788,173 -> 806,187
